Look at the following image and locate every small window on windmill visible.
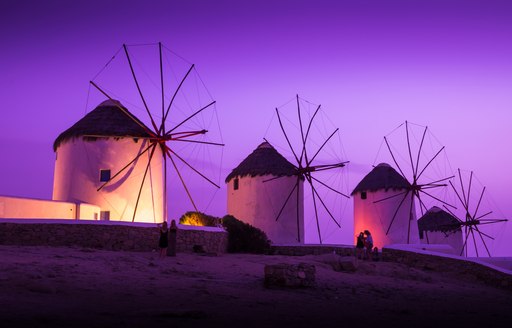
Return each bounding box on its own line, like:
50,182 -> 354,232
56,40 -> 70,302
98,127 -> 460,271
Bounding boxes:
361,191 -> 367,200
100,211 -> 110,221
99,169 -> 111,182
234,178 -> 239,190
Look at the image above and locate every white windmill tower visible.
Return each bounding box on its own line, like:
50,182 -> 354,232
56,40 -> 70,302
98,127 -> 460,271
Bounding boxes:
418,206 -> 463,255
226,141 -> 304,244
53,43 -> 223,223
52,99 -> 164,222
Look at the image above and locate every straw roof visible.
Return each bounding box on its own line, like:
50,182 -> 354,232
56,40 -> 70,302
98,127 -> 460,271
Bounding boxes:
225,142 -> 299,183
53,100 -> 152,151
351,163 -> 410,195
418,206 -> 461,237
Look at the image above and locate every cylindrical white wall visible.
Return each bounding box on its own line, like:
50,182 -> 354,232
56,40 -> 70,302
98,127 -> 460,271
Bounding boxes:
53,138 -> 164,223
420,230 -> 463,256
353,188 -> 420,249
227,175 -> 304,245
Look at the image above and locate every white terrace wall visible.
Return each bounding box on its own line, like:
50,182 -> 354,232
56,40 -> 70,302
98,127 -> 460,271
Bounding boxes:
0,195 -> 99,220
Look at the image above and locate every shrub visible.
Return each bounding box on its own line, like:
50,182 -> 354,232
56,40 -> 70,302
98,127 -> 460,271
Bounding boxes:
179,211 -> 221,227
222,215 -> 271,254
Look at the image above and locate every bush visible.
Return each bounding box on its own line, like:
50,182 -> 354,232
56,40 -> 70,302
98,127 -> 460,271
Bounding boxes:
179,211 -> 221,227
222,215 -> 271,254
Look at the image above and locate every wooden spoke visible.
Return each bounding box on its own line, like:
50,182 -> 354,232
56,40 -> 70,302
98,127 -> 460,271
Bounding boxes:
405,121 -> 416,180
414,125 -> 428,178
297,95 -> 306,167
373,190 -> 408,204
301,104 -> 321,164
171,139 -> 225,147
275,181 -> 299,222
307,128 -> 339,166
123,44 -> 159,132
310,175 -> 350,199
166,146 -> 220,188
407,191 -> 415,243
166,148 -> 198,212
159,42 -> 165,134
386,190 -> 410,235
384,136 -> 407,179
419,189 -> 457,209
308,175 -> 322,244
162,64 -> 195,133
97,142 -> 155,191
295,175 -> 302,243
132,144 -> 158,222
275,108 -> 300,164
166,101 -> 216,135
416,146 -> 445,180
309,179 -> 341,228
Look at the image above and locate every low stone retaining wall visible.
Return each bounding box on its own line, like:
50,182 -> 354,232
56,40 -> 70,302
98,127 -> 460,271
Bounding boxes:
270,244 -> 354,256
0,220 -> 227,254
382,247 -> 512,290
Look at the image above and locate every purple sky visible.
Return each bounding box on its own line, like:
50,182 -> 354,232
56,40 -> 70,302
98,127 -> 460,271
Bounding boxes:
1,0 -> 511,255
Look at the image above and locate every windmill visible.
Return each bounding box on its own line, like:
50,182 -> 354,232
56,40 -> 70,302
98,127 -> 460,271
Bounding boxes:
443,169 -> 508,257
364,121 -> 455,245
264,95 -> 350,244
56,43 -> 223,223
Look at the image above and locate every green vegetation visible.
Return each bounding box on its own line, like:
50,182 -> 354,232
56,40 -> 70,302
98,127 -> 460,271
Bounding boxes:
222,215 -> 271,254
179,211 -> 221,227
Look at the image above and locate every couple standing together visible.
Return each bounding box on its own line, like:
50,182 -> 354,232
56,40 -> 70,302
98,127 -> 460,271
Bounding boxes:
356,230 -> 374,260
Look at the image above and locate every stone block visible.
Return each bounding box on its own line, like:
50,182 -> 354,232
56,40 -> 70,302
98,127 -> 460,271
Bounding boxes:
320,253 -> 358,272
264,263 -> 315,288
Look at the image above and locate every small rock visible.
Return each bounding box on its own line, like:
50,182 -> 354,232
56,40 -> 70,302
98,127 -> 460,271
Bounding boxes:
320,253 -> 358,272
264,263 -> 315,288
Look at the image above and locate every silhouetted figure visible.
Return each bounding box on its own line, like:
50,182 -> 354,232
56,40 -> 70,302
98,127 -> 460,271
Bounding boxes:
158,221 -> 168,258
167,219 -> 177,257
364,230 -> 373,260
356,232 -> 365,259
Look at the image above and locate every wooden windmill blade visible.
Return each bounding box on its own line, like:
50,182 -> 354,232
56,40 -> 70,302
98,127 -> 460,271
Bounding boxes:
84,42 -> 224,223
265,95 -> 350,244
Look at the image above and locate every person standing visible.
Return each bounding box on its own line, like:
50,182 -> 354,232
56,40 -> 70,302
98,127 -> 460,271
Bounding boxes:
158,221 -> 169,258
167,219 -> 177,257
355,232 -> 365,259
364,230 -> 373,260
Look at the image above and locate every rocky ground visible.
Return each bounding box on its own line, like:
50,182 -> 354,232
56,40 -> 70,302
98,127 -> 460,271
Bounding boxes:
0,245 -> 511,328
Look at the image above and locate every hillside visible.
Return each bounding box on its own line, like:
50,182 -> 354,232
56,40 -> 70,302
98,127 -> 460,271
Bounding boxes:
0,245 -> 510,328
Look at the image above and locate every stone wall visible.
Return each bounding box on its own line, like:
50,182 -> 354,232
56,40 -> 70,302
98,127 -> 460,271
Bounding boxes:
0,221 -> 227,254
270,244 -> 355,256
382,247 -> 512,290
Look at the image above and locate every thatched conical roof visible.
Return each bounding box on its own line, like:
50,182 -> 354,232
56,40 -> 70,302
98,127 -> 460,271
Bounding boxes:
418,206 -> 461,237
53,100 -> 152,151
351,163 -> 410,195
225,142 -> 298,183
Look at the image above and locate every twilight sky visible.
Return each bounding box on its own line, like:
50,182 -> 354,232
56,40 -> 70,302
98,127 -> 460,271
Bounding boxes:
1,0 -> 511,255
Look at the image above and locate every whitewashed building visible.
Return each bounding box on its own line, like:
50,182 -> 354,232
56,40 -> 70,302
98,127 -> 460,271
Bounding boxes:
225,142 -> 304,244
418,206 -> 463,255
352,163 -> 419,249
52,100 -> 164,223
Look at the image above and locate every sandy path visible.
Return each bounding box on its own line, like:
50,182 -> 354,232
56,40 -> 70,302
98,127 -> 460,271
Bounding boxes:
0,245 -> 510,328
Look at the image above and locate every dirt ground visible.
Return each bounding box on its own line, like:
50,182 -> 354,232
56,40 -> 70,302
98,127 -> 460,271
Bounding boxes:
0,245 -> 510,328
